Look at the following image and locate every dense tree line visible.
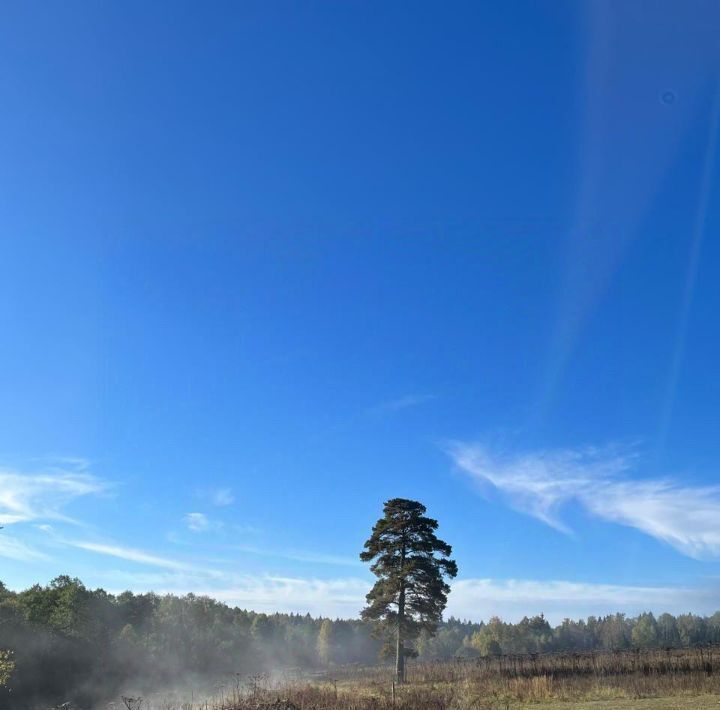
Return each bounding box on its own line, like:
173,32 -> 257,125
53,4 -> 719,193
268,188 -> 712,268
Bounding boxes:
419,610 -> 720,659
1,577 -> 719,708
0,576 -> 381,708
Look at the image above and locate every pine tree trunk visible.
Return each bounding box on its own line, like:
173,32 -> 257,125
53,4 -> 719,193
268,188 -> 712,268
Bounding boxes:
396,535 -> 406,684
396,584 -> 405,684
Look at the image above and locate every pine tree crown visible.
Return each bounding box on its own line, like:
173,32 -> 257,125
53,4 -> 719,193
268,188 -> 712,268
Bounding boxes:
359,498 -> 458,640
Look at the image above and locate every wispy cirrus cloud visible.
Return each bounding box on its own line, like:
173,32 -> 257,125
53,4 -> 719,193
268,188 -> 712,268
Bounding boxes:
57,537 -> 229,581
67,540 -> 193,571
0,462 -> 109,526
448,442 -> 720,559
235,544 -> 361,568
0,533 -> 49,562
30,522 -> 209,574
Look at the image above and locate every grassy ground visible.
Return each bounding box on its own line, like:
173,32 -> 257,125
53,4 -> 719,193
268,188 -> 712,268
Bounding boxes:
140,653 -> 720,709
211,689 -> 720,710
142,684 -> 720,709
535,697 -> 720,709
311,675 -> 720,710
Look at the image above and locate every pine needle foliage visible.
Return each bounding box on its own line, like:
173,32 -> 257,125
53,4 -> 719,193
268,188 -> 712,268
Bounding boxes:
360,498 -> 457,682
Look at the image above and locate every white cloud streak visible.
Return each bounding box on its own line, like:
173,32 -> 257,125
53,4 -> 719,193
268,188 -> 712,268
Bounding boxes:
447,579 -> 720,624
0,534 -> 49,562
67,541 -> 193,570
0,465 -> 108,526
88,572 -> 368,617
79,571 -> 720,623
448,442 -> 720,559
235,544 -> 361,567
200,576 -> 370,617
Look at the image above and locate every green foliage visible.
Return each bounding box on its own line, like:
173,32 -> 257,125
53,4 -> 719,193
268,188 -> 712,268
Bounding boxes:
657,612 -> 680,645
677,613 -> 707,646
0,574 -> 719,708
0,576 -> 376,708
0,651 -> 13,687
251,613 -> 274,643
360,498 -> 457,680
632,613 -> 659,648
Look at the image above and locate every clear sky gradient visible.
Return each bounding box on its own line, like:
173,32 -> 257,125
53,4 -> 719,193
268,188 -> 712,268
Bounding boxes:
1,0 -> 720,623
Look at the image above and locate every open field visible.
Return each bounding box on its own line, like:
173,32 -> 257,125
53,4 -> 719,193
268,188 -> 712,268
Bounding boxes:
539,699 -> 720,709
125,684 -> 720,710
118,648 -> 720,710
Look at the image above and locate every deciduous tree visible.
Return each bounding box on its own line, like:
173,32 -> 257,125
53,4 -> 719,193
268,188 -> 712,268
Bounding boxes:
0,651 -> 13,687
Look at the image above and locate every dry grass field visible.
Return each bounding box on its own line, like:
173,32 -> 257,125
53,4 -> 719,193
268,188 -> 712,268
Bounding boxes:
546,699 -> 720,709
136,685 -> 720,710
125,647 -> 720,710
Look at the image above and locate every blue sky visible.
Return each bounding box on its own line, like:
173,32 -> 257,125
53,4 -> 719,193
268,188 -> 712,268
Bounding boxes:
1,0 -> 720,623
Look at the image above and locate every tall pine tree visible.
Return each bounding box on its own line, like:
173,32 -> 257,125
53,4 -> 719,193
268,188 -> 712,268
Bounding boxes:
360,498 -> 457,682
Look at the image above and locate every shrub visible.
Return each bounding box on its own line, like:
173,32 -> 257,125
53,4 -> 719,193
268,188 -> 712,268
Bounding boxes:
0,651 -> 14,687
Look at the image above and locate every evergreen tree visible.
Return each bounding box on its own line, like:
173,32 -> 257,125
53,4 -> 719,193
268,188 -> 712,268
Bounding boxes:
359,498 -> 457,683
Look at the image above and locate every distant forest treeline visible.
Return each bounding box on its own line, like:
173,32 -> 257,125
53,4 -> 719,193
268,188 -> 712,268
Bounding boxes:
1,576 -> 720,708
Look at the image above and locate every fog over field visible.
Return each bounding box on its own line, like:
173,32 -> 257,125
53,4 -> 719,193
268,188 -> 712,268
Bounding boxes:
3,575 -> 720,709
